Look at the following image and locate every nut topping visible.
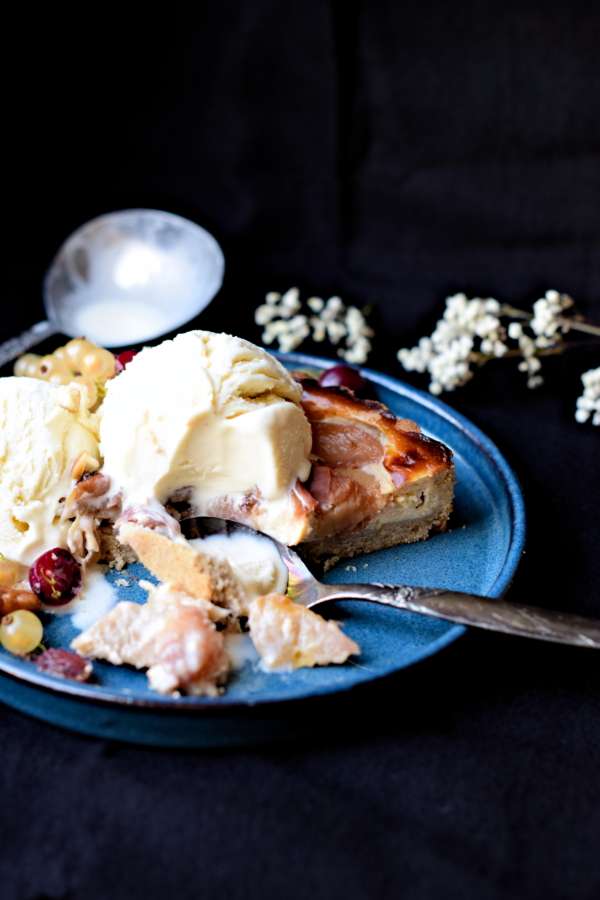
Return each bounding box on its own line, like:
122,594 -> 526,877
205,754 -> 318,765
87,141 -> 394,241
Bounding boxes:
0,587 -> 42,615
69,450 -> 90,481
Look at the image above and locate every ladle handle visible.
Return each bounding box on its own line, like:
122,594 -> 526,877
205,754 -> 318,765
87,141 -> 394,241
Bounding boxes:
319,583 -> 600,648
0,320 -> 59,368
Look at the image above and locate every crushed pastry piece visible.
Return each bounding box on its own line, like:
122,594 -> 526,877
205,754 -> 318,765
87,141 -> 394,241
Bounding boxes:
72,601 -> 159,667
140,580 -> 226,623
98,524 -> 138,569
248,593 -> 360,671
147,603 -> 228,697
71,584 -> 229,697
119,524 -> 246,616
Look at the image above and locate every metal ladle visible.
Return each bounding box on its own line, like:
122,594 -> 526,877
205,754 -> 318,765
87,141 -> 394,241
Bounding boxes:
0,209 -> 224,366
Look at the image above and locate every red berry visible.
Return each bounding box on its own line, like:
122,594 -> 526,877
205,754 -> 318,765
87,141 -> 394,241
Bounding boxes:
36,648 -> 92,681
115,350 -> 138,372
29,549 -> 82,605
318,365 -> 366,390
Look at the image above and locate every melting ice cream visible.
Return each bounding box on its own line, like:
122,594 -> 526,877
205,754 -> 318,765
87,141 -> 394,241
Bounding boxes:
0,379 -> 100,564
100,331 -> 314,544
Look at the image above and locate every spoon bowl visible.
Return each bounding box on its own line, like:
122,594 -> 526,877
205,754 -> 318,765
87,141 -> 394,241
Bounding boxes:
0,209 -> 224,368
180,515 -> 323,607
44,209 -> 224,347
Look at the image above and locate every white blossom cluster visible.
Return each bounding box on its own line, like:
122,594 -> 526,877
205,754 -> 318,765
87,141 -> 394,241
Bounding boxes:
575,367 -> 600,426
509,290 -> 575,387
505,323 -> 543,389
397,293 -> 508,395
254,288 -> 374,362
530,289 -> 573,340
397,289 -> 581,395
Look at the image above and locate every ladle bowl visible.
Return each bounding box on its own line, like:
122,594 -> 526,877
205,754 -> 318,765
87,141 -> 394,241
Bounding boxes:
0,208 -> 224,365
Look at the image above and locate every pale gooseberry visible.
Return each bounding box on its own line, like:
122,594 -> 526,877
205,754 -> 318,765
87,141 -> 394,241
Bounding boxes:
53,346 -> 69,364
0,559 -> 22,588
0,609 -> 43,656
14,353 -> 42,378
80,347 -> 116,381
35,355 -> 74,385
61,338 -> 99,372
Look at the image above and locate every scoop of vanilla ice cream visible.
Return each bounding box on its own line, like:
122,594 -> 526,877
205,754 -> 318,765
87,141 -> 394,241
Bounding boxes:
100,331 -> 313,543
0,378 -> 101,565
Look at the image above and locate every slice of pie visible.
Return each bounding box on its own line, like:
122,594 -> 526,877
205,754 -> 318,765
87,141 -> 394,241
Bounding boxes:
294,374 -> 455,569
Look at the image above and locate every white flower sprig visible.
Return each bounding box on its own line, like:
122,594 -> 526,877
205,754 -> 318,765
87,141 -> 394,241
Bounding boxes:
397,290 -> 600,423
255,288 -> 374,363
397,294 -> 508,395
575,368 -> 600,426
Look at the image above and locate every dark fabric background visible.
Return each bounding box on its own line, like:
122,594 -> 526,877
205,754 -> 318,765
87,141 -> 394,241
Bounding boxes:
2,2 -> 599,899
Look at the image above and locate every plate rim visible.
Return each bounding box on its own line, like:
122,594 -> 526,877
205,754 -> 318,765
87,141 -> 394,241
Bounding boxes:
0,351 -> 526,710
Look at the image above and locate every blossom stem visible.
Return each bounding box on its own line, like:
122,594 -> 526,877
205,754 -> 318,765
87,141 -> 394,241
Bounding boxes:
499,305 -> 533,320
470,339 -> 600,368
470,347 -> 561,367
499,304 -> 600,337
559,319 -> 600,336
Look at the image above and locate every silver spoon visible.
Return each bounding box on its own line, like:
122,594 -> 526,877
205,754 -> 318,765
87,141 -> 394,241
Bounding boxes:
181,517 -> 600,649
0,209 -> 224,366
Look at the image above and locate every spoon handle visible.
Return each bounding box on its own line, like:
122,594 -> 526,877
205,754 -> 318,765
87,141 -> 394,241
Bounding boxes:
316,583 -> 600,648
0,320 -> 58,368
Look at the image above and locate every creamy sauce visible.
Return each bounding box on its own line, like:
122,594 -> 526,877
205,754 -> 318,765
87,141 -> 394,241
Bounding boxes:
188,532 -> 288,603
50,563 -> 119,631
224,633 -> 260,671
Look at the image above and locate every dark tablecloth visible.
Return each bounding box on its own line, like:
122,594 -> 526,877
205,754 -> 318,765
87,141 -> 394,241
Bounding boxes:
2,3 -> 599,898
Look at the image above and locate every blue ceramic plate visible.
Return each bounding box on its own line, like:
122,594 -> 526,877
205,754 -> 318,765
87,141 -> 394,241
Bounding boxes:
0,352 -> 525,746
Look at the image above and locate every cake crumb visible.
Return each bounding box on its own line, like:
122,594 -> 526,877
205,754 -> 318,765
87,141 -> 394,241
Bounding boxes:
115,578 -> 130,587
98,524 -> 138,569
363,564 -> 369,568
346,565 -> 357,572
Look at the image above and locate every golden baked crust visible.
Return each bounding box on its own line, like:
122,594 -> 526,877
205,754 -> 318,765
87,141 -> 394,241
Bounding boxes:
119,524 -> 213,598
296,375 -> 453,485
299,467 -> 455,569
293,374 -> 455,567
